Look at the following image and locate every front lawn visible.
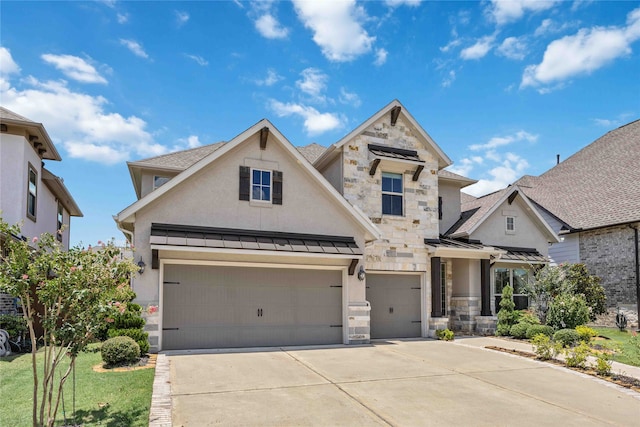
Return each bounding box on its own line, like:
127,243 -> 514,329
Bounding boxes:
0,346 -> 154,426
592,327 -> 640,367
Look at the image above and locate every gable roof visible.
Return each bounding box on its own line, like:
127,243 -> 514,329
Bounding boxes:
446,185 -> 559,243
517,119 -> 640,231
297,143 -> 327,163
314,99 -> 452,171
0,106 -> 61,161
115,119 -> 381,241
438,169 -> 477,188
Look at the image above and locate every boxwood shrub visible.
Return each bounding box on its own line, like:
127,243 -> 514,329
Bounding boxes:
108,328 -> 149,355
101,336 -> 140,366
525,324 -> 554,339
553,328 -> 580,347
510,323 -> 530,339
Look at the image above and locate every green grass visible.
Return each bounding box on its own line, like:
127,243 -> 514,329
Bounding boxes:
0,346 -> 154,426
592,327 -> 640,367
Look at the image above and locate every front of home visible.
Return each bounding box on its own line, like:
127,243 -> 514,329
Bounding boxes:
115,101 -> 559,352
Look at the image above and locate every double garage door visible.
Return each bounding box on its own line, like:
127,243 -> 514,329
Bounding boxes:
162,264 -> 343,350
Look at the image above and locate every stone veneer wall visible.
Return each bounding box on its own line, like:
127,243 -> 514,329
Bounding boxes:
579,223 -> 639,307
450,297 -> 480,333
340,115 -> 440,273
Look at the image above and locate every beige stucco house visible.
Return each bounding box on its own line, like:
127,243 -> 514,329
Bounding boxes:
115,100 -> 559,352
0,106 -> 83,313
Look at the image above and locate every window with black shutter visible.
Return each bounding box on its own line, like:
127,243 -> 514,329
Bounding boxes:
239,166 -> 282,205
272,171 -> 283,205
239,166 -> 250,201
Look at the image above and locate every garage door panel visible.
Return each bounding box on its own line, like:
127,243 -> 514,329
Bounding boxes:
368,274 -> 421,339
162,265 -> 342,349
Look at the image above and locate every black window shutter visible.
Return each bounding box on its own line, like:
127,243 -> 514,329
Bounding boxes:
239,166 -> 250,201
273,170 -> 283,205
438,196 -> 443,220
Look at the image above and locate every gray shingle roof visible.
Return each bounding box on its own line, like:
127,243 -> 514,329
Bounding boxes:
445,188 -> 508,236
131,142 -> 227,170
0,106 -> 36,122
297,143 -> 327,163
519,119 -> 640,230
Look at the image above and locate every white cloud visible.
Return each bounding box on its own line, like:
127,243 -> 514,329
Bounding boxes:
462,153 -> 530,197
592,113 -> 635,127
0,47 -> 20,75
442,70 -> 456,87
172,135 -> 202,151
521,8 -> 640,90
339,88 -> 361,107
497,36 -> 527,60
374,48 -> 388,66
41,54 -> 107,84
460,35 -> 496,60
184,54 -> 208,66
534,19 -> 579,37
296,68 -> 328,102
117,13 -> 129,24
470,130 -> 538,151
175,10 -> 190,27
269,100 -> 342,135
488,0 -> 558,26
119,39 -> 149,59
440,38 -> 462,53
255,14 -> 289,39
384,0 -> 421,7
292,0 -> 375,62
255,68 -> 283,86
446,156 -> 483,177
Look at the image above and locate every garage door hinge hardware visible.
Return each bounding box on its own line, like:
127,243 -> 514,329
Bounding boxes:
163,328 -> 179,331
163,281 -> 180,285
330,285 -> 343,288
411,287 -> 420,290
257,308 -> 263,317
411,321 -> 421,324
330,325 -> 343,328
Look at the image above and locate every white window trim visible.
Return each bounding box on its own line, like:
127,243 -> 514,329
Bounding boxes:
506,216 -> 515,234
381,172 -> 404,216
27,163 -> 37,221
250,167 -> 272,203
153,175 -> 171,191
56,202 -> 64,242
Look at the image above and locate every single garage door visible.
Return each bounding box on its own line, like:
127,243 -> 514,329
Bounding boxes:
162,264 -> 343,350
367,274 -> 421,339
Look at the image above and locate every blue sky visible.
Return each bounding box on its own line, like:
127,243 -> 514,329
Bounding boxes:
1,0 -> 639,247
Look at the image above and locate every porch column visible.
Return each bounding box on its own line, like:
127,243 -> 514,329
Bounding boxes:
480,259 -> 492,316
431,257 -> 442,317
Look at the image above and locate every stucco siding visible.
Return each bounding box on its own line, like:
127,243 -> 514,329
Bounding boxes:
320,153 -> 343,194
438,181 -> 461,234
140,170 -> 179,199
0,134 -> 26,226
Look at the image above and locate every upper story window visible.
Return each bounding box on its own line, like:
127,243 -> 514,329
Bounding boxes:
27,163 -> 37,221
506,216 -> 515,233
251,169 -> 272,202
382,172 -> 403,216
56,202 -> 63,241
153,176 -> 171,190
239,166 -> 283,205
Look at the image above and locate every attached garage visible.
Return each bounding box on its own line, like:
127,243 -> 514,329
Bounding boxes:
367,274 -> 422,339
162,264 -> 344,350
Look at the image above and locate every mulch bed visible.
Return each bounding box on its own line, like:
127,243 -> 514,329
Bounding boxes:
486,346 -> 640,393
92,353 -> 157,373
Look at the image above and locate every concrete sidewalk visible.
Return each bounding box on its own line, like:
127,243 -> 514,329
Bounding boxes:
157,338 -> 640,426
456,335 -> 640,381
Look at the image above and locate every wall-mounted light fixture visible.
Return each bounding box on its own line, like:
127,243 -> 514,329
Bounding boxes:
357,265 -> 366,281
137,257 -> 146,274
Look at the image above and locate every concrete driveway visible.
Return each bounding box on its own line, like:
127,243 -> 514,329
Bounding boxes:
164,338 -> 640,426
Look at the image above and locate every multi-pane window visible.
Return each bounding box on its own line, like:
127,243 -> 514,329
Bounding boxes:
495,267 -> 529,310
440,262 -> 447,315
153,176 -> 170,190
506,216 -> 515,232
56,202 -> 63,241
27,164 -> 37,220
382,172 -> 403,216
251,169 -> 272,202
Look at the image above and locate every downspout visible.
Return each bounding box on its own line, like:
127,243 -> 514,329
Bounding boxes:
114,216 -> 134,247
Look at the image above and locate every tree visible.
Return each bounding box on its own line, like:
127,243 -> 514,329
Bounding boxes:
496,285 -> 516,335
0,220 -> 138,427
563,263 -> 607,321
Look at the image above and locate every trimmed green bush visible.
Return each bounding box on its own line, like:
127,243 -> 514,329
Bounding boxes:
546,294 -> 590,330
101,336 -> 140,366
553,329 -> 580,347
510,323 -> 530,339
564,341 -> 590,368
108,328 -> 149,354
104,302 -> 149,355
526,324 -> 554,339
517,311 -> 541,325
496,285 -> 516,336
575,325 -> 597,343
0,313 -> 27,340
436,329 -> 455,341
531,334 -> 561,360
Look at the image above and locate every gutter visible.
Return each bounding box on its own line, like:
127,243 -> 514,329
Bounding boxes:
114,216 -> 134,246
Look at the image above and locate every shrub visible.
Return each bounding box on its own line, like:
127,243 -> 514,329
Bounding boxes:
526,324 -> 554,339
517,310 -> 541,326
564,341 -> 590,368
553,329 -> 580,347
575,325 -> 597,343
510,323 -> 530,339
564,264 -> 607,321
531,334 -> 561,360
101,336 -> 140,366
594,352 -> 612,376
546,293 -> 590,330
0,313 -> 27,340
108,328 -> 149,354
436,329 -> 454,341
496,285 -> 516,336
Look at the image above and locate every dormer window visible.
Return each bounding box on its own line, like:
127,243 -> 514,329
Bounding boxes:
251,169 -> 272,202
506,216 -> 515,233
154,176 -> 170,190
382,172 -> 403,216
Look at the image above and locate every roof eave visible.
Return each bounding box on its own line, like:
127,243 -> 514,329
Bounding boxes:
41,169 -> 83,217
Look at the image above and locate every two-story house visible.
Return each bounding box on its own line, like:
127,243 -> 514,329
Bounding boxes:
0,106 -> 83,313
115,100 -> 558,352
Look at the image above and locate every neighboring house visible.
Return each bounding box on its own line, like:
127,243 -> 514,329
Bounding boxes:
512,119 -> 640,316
115,100 -> 556,351
0,106 -> 83,313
